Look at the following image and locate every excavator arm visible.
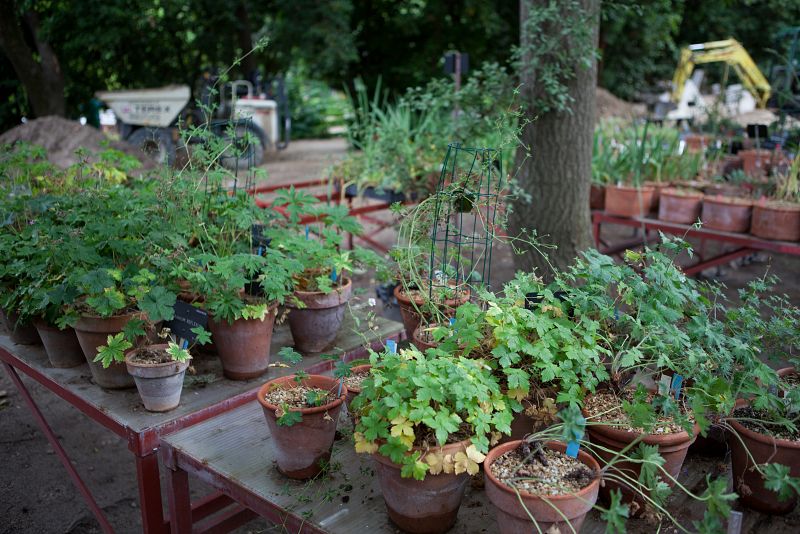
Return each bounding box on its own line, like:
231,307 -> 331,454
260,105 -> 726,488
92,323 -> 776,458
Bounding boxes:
671,39 -> 772,108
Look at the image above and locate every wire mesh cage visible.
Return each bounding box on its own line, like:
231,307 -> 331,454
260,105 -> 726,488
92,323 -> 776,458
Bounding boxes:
199,117 -> 259,214
426,143 -> 503,299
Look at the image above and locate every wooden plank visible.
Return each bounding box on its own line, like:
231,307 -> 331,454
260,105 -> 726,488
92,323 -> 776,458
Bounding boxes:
0,310 -> 402,435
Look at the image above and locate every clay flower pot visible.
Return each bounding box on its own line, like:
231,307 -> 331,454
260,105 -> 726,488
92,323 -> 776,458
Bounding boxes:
683,133 -> 711,153
412,323 -> 441,352
590,183 -> 606,210
585,418 -> 698,515
739,149 -> 773,175
751,201 -> 800,242
33,320 -> 85,368
74,313 -> 143,389
604,184 -> 655,218
208,304 -> 277,380
701,196 -> 753,233
484,440 -> 601,533
1,309 -> 41,345
257,374 -> 346,479
658,188 -> 704,224
727,400 -> 800,514
644,181 -> 671,212
125,344 -> 189,412
287,277 -> 352,353
394,284 -> 470,341
372,439 -> 472,534
344,364 -> 371,410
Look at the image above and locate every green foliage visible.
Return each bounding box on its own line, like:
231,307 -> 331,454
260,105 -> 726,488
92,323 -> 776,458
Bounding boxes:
94,333 -> 133,368
601,489 -> 630,533
763,463 -> 800,502
276,406 -> 303,427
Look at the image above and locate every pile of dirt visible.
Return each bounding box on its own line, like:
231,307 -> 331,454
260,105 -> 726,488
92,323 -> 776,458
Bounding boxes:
0,116 -> 155,170
595,87 -> 646,121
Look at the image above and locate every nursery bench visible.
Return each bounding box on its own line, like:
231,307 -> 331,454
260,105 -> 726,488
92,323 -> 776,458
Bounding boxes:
0,310 -> 403,534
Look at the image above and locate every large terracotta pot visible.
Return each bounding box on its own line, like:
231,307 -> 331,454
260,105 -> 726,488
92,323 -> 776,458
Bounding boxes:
125,344 -> 190,412
1,309 -> 41,345
590,183 -> 606,210
208,305 -> 277,380
586,419 -> 698,515
703,183 -> 746,198
74,313 -> 142,389
394,284 -> 469,341
739,149 -> 773,175
658,188 -> 704,224
701,197 -> 753,233
751,202 -> 800,242
33,320 -> 85,368
604,185 -> 655,218
257,374 -> 345,479
484,440 -> 601,533
287,278 -> 352,353
728,400 -> 800,514
372,439 -> 472,534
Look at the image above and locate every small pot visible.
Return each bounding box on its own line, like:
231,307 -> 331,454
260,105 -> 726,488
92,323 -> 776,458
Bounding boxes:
287,277 -> 352,353
727,400 -> 800,514
394,285 -> 470,341
657,188 -> 704,224
590,183 -> 606,210
585,415 -> 698,515
484,440 -> 601,533
701,196 -> 753,233
33,320 -> 85,368
125,344 -> 189,412
372,439 -> 472,534
412,323 -> 440,352
344,364 -> 371,410
74,313 -> 143,389
683,134 -> 711,153
604,185 -> 655,218
208,305 -> 277,380
751,202 -> 800,242
257,374 -> 346,479
1,309 -> 41,345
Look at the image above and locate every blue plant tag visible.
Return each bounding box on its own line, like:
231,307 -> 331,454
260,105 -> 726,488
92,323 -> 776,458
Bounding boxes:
331,267 -> 338,282
305,225 -> 310,240
337,378 -> 343,397
566,440 -> 580,458
181,339 -> 189,350
613,306 -> 620,321
449,318 -> 455,326
257,246 -> 263,256
386,339 -> 397,354
671,374 -> 683,399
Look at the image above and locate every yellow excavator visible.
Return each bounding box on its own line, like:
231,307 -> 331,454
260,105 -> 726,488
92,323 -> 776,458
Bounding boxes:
671,38 -> 771,109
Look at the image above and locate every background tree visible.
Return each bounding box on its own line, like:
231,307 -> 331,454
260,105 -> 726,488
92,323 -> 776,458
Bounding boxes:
509,0 -> 600,280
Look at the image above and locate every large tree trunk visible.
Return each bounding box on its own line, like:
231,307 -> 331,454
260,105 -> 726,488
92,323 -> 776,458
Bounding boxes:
0,1 -> 65,117
509,0 -> 599,280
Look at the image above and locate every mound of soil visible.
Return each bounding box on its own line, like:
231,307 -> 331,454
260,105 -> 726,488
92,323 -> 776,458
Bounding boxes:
596,87 -> 646,121
0,116 -> 155,170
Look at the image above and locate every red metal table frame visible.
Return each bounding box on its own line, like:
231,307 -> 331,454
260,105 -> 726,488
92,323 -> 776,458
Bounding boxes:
592,211 -> 800,276
0,313 -> 402,534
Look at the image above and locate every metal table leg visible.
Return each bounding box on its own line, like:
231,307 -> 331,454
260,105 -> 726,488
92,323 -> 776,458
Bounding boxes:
135,451 -> 168,534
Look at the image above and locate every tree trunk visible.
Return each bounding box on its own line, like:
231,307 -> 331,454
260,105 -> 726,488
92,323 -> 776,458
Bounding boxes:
0,1 -> 65,117
509,0 -> 599,281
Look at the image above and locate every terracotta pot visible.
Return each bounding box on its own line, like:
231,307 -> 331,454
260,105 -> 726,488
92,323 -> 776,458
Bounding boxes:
74,313 -> 142,389
586,419 -> 698,515
484,440 -> 601,533
1,309 -> 41,345
604,185 -> 655,218
394,285 -> 470,341
657,188 -> 704,224
372,439 -> 472,534
287,278 -> 352,353
751,202 -> 800,242
208,305 -> 277,380
344,364 -> 371,409
701,197 -> 753,233
703,183 -> 746,198
739,149 -> 773,175
411,323 -> 440,352
590,183 -> 606,210
683,133 -> 711,153
728,400 -> 800,514
125,344 -> 189,412
645,181 -> 671,212
33,320 -> 85,368
257,374 -> 345,479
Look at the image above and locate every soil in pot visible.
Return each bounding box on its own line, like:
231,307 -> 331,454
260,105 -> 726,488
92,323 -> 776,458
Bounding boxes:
372,439 -> 472,534
583,389 -> 698,517
484,440 -> 601,534
343,364 -> 371,409
604,185 -> 655,218
125,344 -> 189,412
33,320 -> 85,368
288,277 -> 352,353
751,201 -> 800,242
728,403 -> 800,514
1,309 -> 41,345
657,188 -> 703,224
73,313 -> 142,389
257,374 -> 345,479
701,196 -> 753,233
208,305 -> 276,380
394,284 -> 470,341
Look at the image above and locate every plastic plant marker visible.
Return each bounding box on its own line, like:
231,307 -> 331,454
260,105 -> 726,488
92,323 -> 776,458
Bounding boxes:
386,339 -> 397,354
257,246 -> 263,255
727,511 -> 743,534
449,318 -> 455,326
671,374 -> 683,399
331,268 -> 338,282
337,378 -> 343,397
181,339 -> 189,350
613,305 -> 620,321
305,225 -> 310,240
658,374 -> 672,396
565,440 -> 580,458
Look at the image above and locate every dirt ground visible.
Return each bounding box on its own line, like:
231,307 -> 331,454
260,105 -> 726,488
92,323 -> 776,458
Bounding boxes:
1,139 -> 799,534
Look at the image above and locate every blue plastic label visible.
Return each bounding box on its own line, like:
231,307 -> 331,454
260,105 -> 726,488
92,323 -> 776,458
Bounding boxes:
386,339 -> 397,354
671,374 -> 683,399
305,225 -> 310,240
449,318 -> 455,326
331,267 -> 338,282
257,246 -> 263,256
566,440 -> 580,458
